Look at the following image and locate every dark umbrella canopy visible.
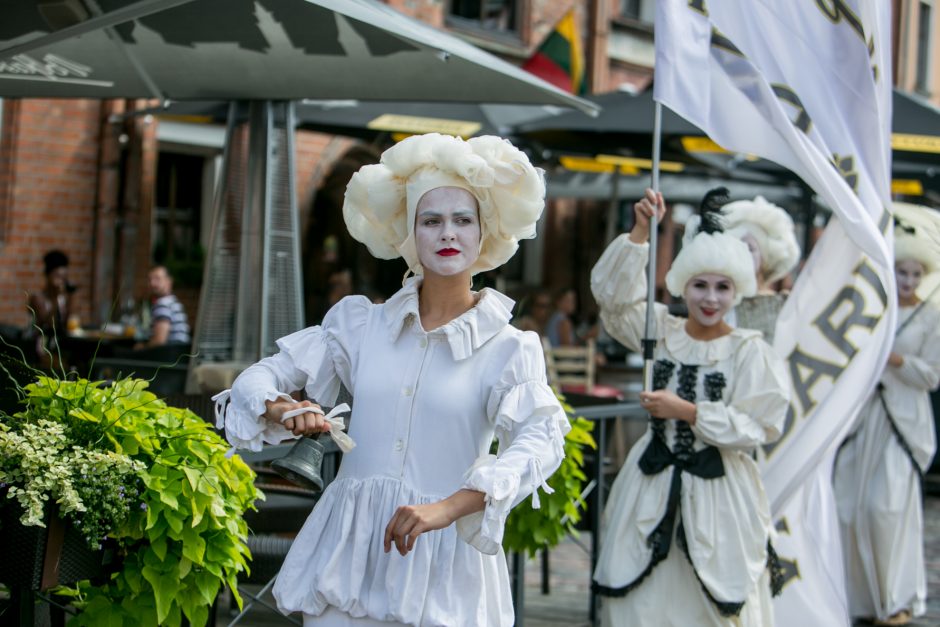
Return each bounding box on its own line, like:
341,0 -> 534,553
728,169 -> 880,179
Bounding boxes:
0,0 -> 597,113
145,98 -> 558,140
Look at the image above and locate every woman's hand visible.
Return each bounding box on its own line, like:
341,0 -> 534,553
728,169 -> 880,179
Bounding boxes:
384,489 -> 485,556
887,352 -> 905,368
639,390 -> 697,424
264,399 -> 331,436
629,188 -> 667,244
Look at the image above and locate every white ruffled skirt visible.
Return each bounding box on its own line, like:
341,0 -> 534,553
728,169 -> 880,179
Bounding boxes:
274,475 -> 513,627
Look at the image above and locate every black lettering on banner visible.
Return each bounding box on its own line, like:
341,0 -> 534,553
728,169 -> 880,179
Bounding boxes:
878,207 -> 892,234
856,258 -> 888,308
831,153 -> 859,193
814,0 -> 865,42
788,347 -> 844,415
688,0 -> 708,16
711,28 -> 744,57
771,84 -> 812,134
772,518 -> 801,589
814,286 -> 880,360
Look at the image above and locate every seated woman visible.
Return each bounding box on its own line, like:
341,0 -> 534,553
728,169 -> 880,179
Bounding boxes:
214,133 -> 569,626
591,188 -> 790,626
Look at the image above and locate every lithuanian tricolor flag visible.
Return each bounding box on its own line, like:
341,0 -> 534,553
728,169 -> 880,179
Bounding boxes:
522,9 -> 585,94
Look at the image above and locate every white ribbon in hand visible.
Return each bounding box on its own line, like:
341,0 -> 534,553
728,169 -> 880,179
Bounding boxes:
280,403 -> 356,453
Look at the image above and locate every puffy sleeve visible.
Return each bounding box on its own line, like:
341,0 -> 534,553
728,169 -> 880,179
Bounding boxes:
214,296 -> 371,451
455,332 -> 571,555
590,234 -> 670,352
893,307 -> 940,391
691,337 -> 789,450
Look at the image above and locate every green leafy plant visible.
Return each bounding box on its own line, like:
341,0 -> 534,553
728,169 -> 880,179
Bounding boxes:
0,418 -> 143,548
503,393 -> 596,557
0,375 -> 260,627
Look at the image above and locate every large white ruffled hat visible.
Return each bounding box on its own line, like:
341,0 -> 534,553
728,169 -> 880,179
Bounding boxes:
666,188 -> 757,305
682,195 -> 800,284
343,133 -> 545,276
894,219 -> 939,274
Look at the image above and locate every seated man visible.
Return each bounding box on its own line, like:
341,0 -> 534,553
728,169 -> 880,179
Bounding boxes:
141,265 -> 191,348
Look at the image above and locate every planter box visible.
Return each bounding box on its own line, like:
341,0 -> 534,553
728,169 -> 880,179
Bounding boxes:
0,504 -> 112,591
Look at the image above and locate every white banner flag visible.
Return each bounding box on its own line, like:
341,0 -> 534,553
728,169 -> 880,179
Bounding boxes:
654,1 -> 896,624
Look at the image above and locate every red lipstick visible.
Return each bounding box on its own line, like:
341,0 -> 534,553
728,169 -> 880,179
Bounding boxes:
437,248 -> 460,256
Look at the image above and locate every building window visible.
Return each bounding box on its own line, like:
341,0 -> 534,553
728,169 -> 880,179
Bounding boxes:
153,151 -> 206,286
619,0 -> 653,23
915,1 -> 933,93
448,0 -> 518,34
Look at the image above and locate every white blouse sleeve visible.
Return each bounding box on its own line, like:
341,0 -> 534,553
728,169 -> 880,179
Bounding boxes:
590,234 -> 670,352
214,296 -> 371,452
455,332 -> 571,555
894,307 -> 940,391
691,337 -> 790,450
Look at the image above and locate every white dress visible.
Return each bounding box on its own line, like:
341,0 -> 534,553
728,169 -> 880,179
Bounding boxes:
833,302 -> 940,620
215,277 -> 570,626
591,236 -> 789,627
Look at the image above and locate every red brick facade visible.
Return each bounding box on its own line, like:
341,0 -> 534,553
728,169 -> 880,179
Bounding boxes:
0,1 -> 657,332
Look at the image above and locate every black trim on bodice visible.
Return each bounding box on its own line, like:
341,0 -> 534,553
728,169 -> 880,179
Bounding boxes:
594,359 -> 774,615
876,384 -> 925,478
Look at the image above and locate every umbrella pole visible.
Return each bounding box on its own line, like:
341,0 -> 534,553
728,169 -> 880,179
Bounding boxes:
642,102 -> 663,393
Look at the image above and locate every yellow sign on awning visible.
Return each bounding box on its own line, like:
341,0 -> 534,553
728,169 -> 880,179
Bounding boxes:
560,156 -> 639,175
596,154 -> 685,173
367,114 -> 481,138
681,136 -> 729,154
891,133 -> 940,154
891,179 -> 924,195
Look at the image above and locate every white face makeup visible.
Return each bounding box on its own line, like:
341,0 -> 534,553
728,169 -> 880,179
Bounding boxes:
740,233 -> 763,277
415,186 -> 481,277
895,259 -> 925,302
684,273 -> 736,327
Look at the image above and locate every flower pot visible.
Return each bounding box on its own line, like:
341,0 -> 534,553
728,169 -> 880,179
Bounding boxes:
0,503 -> 112,591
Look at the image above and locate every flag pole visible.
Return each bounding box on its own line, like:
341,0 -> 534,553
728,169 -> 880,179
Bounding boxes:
643,101 -> 663,392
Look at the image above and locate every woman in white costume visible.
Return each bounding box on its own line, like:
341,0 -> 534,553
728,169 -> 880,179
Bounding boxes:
719,196 -> 800,343
833,221 -> 940,626
214,133 -> 569,626
591,188 -> 789,626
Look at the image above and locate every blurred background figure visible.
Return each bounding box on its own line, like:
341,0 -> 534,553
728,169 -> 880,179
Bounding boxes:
140,265 -> 190,349
545,287 -> 578,347
27,249 -> 75,369
515,289 -> 553,337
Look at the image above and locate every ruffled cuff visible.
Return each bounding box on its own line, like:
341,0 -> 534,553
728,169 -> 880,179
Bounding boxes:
491,379 -> 570,460
212,388 -> 299,454
456,454 -> 520,555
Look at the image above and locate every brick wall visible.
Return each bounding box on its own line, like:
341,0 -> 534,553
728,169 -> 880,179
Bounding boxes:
0,99 -> 102,329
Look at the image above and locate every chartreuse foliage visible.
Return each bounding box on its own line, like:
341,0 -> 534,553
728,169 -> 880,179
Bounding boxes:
4,377 -> 259,627
502,394 -> 596,557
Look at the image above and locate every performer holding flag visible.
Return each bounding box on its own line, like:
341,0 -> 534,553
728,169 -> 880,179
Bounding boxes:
591,187 -> 789,626
833,220 -> 940,626
653,2 -> 895,625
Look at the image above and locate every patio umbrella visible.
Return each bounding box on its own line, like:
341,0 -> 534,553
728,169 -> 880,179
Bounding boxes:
0,0 -> 596,373
139,97 -> 559,141
0,0 -> 596,112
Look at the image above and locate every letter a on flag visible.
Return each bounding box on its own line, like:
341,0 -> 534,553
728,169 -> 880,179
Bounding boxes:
654,1 -> 895,625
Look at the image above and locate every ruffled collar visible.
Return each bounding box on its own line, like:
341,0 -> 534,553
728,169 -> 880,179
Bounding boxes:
382,276 -> 515,361
662,315 -> 762,365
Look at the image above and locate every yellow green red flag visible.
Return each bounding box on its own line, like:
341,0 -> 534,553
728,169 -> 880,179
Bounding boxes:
522,9 -> 585,94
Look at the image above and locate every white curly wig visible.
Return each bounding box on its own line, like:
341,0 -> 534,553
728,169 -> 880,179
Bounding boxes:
666,188 -> 757,305
342,133 -> 545,276
895,230 -> 939,274
683,195 -> 800,284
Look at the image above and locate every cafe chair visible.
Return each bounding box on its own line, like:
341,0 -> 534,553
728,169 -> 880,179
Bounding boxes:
541,337 -> 624,404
